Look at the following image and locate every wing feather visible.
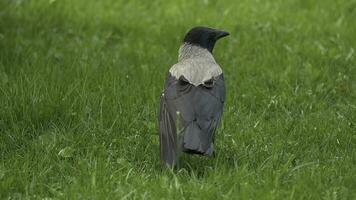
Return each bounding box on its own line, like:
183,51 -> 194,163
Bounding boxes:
158,73 -> 225,166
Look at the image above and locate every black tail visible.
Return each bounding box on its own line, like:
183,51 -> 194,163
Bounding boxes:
180,121 -> 214,156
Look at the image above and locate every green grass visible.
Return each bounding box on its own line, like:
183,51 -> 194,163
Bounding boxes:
1,0 -> 356,199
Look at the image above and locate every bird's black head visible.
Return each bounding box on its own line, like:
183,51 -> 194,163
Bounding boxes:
183,26 -> 229,53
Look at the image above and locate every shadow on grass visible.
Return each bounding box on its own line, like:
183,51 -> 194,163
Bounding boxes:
145,145 -> 240,178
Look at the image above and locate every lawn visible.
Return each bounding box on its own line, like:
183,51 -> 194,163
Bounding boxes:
0,0 -> 355,199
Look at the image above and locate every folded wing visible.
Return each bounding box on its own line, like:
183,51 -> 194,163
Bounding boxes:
158,73 -> 225,167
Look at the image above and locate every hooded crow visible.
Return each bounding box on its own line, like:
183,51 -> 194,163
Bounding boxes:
158,26 -> 229,167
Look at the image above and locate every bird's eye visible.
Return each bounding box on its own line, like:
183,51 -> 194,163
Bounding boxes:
209,33 -> 216,41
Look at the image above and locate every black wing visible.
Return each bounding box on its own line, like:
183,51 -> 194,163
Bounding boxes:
158,73 -> 225,167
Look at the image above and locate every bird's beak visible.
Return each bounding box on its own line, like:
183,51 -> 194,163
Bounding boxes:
215,30 -> 230,40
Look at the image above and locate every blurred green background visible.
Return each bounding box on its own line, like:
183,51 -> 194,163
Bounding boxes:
0,0 -> 355,199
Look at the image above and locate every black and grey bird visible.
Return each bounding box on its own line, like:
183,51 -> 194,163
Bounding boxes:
158,27 -> 229,167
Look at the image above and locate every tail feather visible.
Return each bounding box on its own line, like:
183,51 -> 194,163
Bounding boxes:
180,121 -> 214,156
